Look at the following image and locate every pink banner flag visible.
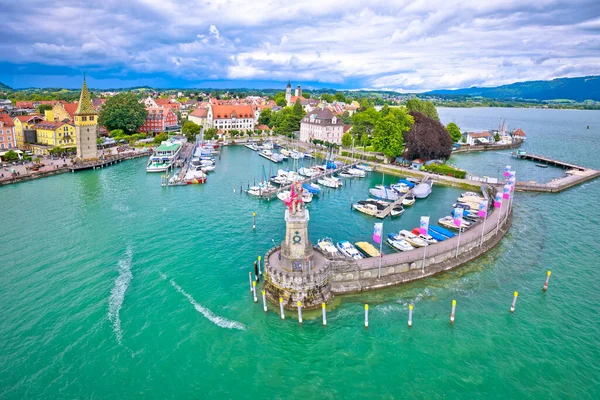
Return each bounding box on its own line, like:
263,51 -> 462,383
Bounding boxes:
504,165 -> 511,177
494,193 -> 503,208
478,200 -> 487,218
419,216 -> 429,235
503,184 -> 511,199
373,223 -> 383,244
453,207 -> 463,227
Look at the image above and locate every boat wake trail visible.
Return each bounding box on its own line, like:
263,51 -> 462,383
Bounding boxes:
108,245 -> 133,344
160,273 -> 246,331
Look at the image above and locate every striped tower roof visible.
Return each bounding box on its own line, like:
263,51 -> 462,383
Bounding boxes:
75,75 -> 97,115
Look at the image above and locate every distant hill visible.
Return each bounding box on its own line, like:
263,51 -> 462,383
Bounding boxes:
0,81 -> 13,91
426,76 -> 600,102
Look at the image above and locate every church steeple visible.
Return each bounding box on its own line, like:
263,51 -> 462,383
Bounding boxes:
75,74 -> 97,115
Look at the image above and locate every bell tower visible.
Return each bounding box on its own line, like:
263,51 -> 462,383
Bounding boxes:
75,75 -> 99,161
285,81 -> 292,105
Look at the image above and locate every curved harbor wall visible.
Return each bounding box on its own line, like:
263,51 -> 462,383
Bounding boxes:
330,203 -> 513,294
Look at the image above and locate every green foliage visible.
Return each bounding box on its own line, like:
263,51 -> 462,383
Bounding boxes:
182,120 -> 201,141
341,111 -> 352,124
422,163 -> 466,179
270,104 -> 304,136
274,92 -> 287,107
334,92 -> 347,103
372,108 -> 413,159
36,104 -> 53,114
257,108 -> 272,126
153,132 -> 168,144
204,127 -> 218,140
99,93 -> 148,134
2,150 -> 19,162
229,129 -> 240,137
446,122 -> 462,143
302,92 -> 310,99
350,107 -> 381,143
404,112 -> 452,160
320,93 -> 334,103
405,98 -> 439,120
341,132 -> 353,148
109,129 -> 124,137
96,138 -> 103,145
494,132 -> 501,142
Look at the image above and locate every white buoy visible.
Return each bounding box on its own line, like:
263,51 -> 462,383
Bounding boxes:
364,304 -> 369,328
248,271 -> 253,292
279,297 -> 285,319
450,300 -> 456,323
322,303 -> 327,326
252,281 -> 257,303
408,304 -> 413,327
262,290 -> 267,312
258,256 -> 262,276
510,291 -> 519,313
543,270 -> 551,291
297,301 -> 303,324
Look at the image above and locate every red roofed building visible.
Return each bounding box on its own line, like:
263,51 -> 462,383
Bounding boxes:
512,128 -> 526,139
0,112 -> 16,149
188,107 -> 209,127
465,131 -> 493,145
53,102 -> 78,122
208,104 -> 255,133
15,101 -> 35,110
138,107 -> 179,134
155,98 -> 181,112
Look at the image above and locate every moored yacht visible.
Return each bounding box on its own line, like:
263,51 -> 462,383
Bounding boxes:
399,230 -> 428,247
387,234 -> 414,252
336,241 -> 363,259
317,238 -> 340,256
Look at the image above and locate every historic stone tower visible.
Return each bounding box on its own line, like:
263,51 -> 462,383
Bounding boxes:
263,185 -> 332,310
75,76 -> 99,161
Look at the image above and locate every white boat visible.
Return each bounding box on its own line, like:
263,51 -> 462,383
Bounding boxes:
317,238 -> 340,256
402,195 -> 416,206
302,192 -> 313,203
280,148 -> 291,157
290,150 -> 304,159
353,203 -> 379,216
391,183 -> 410,194
390,205 -> 405,217
245,143 -> 259,151
201,165 -> 216,172
413,178 -> 433,198
336,241 -> 363,259
355,164 -> 373,172
247,186 -> 264,196
317,176 -> 342,188
259,149 -> 284,163
439,216 -> 471,231
298,167 -> 318,177
270,169 -> 292,186
369,186 -> 400,201
399,230 -> 428,247
387,234 -> 414,252
347,168 -> 366,177
461,192 -> 482,198
339,172 -> 354,178
277,190 -> 312,203
146,139 -> 182,172
417,233 -> 438,244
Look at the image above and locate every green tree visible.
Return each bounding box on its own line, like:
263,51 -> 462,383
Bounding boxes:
341,132 -> 353,148
274,92 -> 287,107
153,132 -> 168,144
2,150 -> 19,162
372,108 -> 414,160
446,122 -> 462,143
99,93 -> 148,134
334,92 -> 347,103
320,93 -> 334,103
302,92 -> 310,99
109,129 -> 124,138
494,132 -> 501,142
229,129 -> 240,137
341,111 -> 352,124
350,107 -> 381,144
204,127 -> 218,140
405,98 -> 439,120
36,104 -> 53,114
404,112 -> 452,161
257,108 -> 272,126
182,120 -> 200,142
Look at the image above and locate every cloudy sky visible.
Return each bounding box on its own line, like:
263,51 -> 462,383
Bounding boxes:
1,0 -> 599,90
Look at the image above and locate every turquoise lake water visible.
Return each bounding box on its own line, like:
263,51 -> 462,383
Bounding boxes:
1,107 -> 599,398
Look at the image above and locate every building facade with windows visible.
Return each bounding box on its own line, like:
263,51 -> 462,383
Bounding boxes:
0,113 -> 16,150
138,107 -> 179,134
30,121 -> 76,155
207,104 -> 254,133
299,108 -> 345,144
13,115 -> 43,149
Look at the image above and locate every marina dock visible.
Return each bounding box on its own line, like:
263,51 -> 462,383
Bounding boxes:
374,188 -> 414,219
70,150 -> 151,172
512,151 -> 587,171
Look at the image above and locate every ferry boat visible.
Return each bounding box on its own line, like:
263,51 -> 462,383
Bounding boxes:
336,241 -> 363,259
399,230 -> 428,247
386,234 -> 414,252
355,242 -> 381,258
317,238 -> 340,256
146,139 -> 183,172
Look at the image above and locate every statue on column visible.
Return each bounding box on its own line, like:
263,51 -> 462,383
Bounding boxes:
284,181 -> 304,214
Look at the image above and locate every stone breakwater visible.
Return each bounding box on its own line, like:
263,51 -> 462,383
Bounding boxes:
263,199 -> 512,309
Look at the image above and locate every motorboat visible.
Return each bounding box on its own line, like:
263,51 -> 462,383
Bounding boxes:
201,165 -> 216,172
200,159 -> 215,165
280,148 -> 292,157
353,203 -> 379,216
336,241 -> 363,259
413,178 -> 433,198
398,179 -> 415,188
357,199 -> 389,210
461,191 -> 482,198
302,182 -> 321,194
390,205 -> 405,217
290,150 -> 304,159
245,143 -> 259,151
406,177 -> 420,184
369,185 -> 400,201
247,186 -> 264,196
302,192 -> 313,203
429,226 -> 456,239
270,169 -> 292,186
259,149 -> 285,163
391,183 -> 410,194
339,172 -> 354,178
410,228 -> 438,244
347,168 -> 366,177
317,238 -> 340,256
298,167 -> 317,177
386,234 -> 414,252
146,139 -> 182,172
438,216 -> 470,231
402,194 -> 416,206
317,176 -> 342,188
355,164 -> 373,172
355,242 -> 381,258
399,230 -> 428,247
184,169 -> 207,184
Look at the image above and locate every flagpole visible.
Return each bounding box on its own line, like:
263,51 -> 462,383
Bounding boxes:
495,200 -> 503,235
422,215 -> 429,272
479,210 -> 488,246
455,226 -> 462,258
378,221 -> 383,279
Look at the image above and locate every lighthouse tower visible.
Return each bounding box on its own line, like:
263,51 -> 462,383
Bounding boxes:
74,75 -> 99,161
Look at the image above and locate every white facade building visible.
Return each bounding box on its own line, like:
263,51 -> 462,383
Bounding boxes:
208,104 -> 255,133
299,108 -> 345,144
